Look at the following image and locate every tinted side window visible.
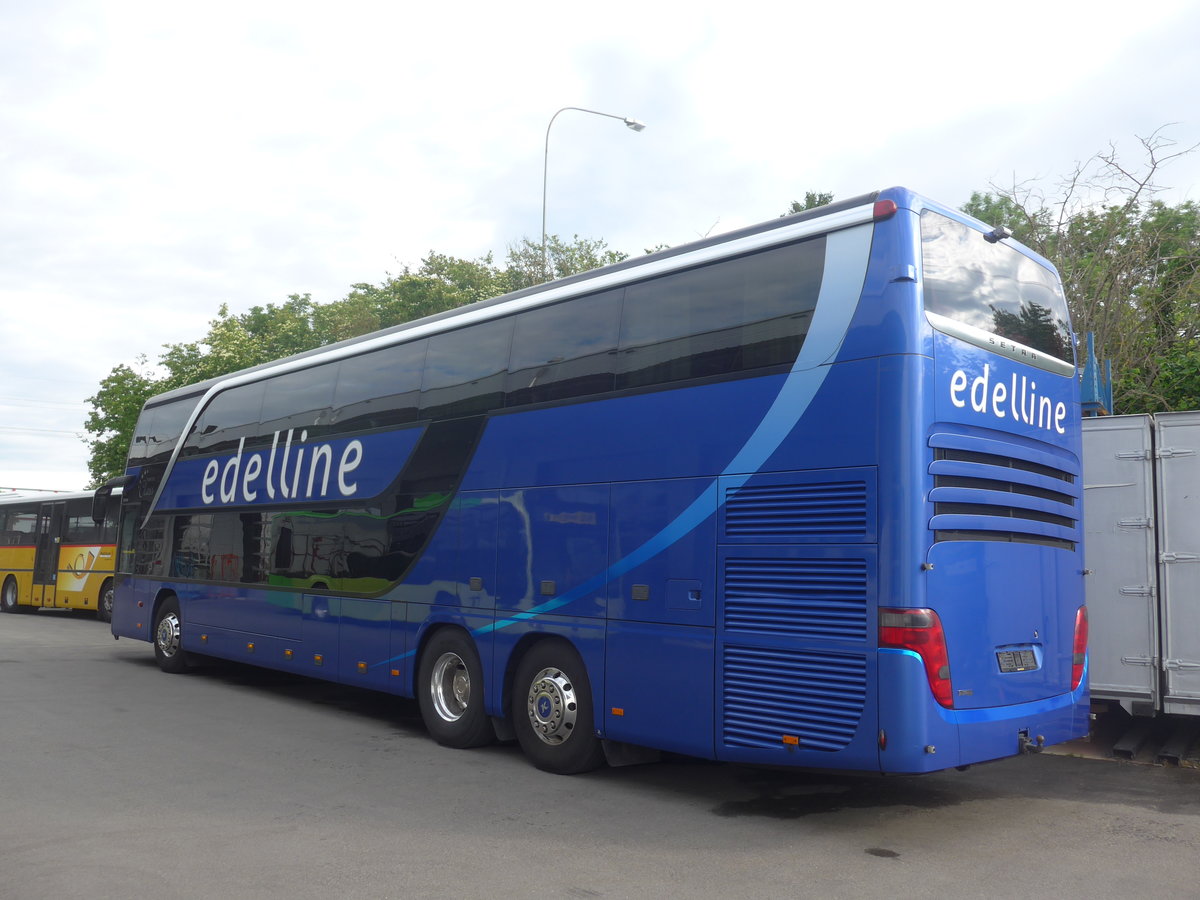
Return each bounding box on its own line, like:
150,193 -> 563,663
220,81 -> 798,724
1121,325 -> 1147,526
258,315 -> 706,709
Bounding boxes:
506,289 -> 622,408
171,513 -> 213,578
131,399 -> 198,465
617,238 -> 825,389
128,409 -> 154,462
332,341 -> 427,433
421,319 -> 513,419
182,383 -> 267,456
268,507 -> 413,589
170,511 -> 271,583
101,500 -> 119,543
134,514 -> 167,576
261,363 -> 338,439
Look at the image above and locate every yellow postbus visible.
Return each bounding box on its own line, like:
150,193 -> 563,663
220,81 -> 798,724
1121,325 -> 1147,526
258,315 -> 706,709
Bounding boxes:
0,492 -> 118,621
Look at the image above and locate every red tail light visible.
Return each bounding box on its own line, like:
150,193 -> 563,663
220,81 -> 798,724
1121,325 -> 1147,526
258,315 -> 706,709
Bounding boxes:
879,607 -> 953,708
873,199 -> 898,220
1071,605 -> 1088,691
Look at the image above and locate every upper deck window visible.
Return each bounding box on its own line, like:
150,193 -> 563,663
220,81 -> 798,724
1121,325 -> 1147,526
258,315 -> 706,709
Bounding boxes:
921,211 -> 1073,372
130,399 -> 197,465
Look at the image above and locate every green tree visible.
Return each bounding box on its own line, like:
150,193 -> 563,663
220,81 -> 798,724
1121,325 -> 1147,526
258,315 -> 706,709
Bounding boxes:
83,236 -> 627,483
85,301 -> 332,485
960,191 -> 1050,247
84,358 -> 158,487
961,128 -> 1200,414
783,192 -> 834,215
504,235 -> 627,291
313,253 -> 504,345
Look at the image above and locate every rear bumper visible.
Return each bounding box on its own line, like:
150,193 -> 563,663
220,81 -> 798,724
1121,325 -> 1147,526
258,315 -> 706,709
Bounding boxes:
879,648 -> 1089,773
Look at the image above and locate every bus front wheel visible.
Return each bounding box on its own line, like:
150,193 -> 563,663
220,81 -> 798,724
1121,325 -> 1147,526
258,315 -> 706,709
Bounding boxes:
153,597 -> 188,674
512,641 -> 605,775
96,579 -> 114,623
418,630 -> 494,749
0,578 -> 18,614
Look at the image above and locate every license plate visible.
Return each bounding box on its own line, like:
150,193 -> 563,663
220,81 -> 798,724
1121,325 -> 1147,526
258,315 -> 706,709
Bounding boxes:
996,649 -> 1038,673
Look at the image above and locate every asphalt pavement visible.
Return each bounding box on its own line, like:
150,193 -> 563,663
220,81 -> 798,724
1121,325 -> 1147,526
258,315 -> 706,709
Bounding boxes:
3,609 -> 1199,899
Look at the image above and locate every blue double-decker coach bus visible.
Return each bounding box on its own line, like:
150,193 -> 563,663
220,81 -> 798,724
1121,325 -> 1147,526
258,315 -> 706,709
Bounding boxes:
97,187 -> 1089,774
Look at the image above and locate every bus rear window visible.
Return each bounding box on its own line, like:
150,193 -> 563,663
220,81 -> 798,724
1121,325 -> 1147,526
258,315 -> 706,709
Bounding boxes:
921,211 -> 1072,368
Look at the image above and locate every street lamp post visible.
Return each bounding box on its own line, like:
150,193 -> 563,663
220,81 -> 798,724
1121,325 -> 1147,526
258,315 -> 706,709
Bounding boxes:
541,106 -> 645,279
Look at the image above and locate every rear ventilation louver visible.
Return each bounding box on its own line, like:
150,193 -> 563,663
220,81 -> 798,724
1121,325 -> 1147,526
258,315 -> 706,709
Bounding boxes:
929,432 -> 1080,550
724,558 -> 867,641
722,646 -> 866,752
724,480 -> 868,539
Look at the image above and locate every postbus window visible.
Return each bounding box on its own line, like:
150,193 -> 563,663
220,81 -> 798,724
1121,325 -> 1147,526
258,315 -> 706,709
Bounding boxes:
65,497 -> 100,543
183,382 -> 268,456
260,362 -> 338,439
331,340 -> 427,433
421,318 -> 514,419
0,503 -> 38,544
506,289 -> 621,407
617,239 -> 824,389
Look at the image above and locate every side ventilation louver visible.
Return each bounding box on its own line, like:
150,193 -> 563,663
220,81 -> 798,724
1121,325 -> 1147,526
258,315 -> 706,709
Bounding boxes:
724,479 -> 869,541
723,557 -> 867,640
722,646 -> 867,752
928,431 -> 1081,550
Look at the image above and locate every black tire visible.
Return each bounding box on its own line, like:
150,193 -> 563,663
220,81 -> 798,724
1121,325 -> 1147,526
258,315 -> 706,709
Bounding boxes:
0,577 -> 18,614
417,629 -> 494,749
511,640 -> 605,775
152,596 -> 189,674
96,579 -> 114,624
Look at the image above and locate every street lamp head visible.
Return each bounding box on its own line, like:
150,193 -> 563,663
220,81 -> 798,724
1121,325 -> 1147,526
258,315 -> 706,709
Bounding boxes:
542,107 -> 648,280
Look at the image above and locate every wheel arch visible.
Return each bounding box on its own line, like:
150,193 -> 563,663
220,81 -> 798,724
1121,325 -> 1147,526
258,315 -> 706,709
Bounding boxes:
413,620 -> 478,686
501,632 -> 598,732
151,587 -> 179,623
95,576 -> 115,622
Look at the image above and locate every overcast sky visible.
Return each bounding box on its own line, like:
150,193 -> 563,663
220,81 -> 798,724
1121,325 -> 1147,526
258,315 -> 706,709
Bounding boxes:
3,0 -> 1199,493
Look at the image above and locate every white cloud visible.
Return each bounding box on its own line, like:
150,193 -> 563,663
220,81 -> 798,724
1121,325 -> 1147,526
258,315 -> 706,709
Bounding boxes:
2,0 -> 1198,488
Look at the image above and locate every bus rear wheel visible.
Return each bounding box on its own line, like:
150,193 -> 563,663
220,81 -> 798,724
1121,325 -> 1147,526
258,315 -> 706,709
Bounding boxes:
512,641 -> 605,775
1,577 -> 20,614
96,579 -> 114,623
153,597 -> 188,674
418,630 -> 494,749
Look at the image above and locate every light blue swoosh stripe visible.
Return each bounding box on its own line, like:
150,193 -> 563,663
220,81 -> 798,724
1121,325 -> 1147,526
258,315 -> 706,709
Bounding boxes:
383,222 -> 873,661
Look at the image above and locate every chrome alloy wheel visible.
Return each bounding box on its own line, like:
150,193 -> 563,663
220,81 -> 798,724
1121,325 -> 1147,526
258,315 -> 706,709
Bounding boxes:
429,651 -> 472,723
525,666 -> 579,746
156,610 -> 181,659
